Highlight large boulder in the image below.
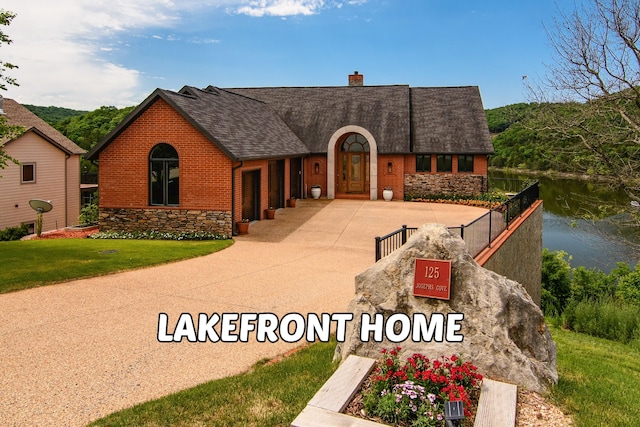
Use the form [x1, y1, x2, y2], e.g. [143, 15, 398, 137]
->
[334, 223, 557, 394]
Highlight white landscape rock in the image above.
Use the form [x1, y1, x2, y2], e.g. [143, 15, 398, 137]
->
[335, 223, 558, 394]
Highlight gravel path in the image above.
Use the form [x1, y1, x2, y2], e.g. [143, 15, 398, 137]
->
[0, 200, 486, 427]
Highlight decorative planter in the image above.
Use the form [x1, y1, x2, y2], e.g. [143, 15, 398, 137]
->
[287, 198, 297, 208]
[292, 355, 516, 427]
[311, 187, 321, 199]
[236, 221, 249, 235]
[265, 208, 276, 220]
[383, 189, 393, 201]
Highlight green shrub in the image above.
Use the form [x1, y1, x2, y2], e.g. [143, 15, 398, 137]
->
[0, 224, 29, 241]
[564, 299, 640, 344]
[541, 249, 572, 316]
[79, 201, 98, 225]
[571, 266, 617, 302]
[616, 267, 640, 305]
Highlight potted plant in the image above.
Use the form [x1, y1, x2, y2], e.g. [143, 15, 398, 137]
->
[236, 219, 250, 235]
[265, 207, 276, 219]
[287, 197, 297, 208]
[311, 185, 321, 199]
[383, 187, 393, 201]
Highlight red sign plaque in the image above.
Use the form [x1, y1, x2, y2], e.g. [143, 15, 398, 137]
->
[413, 258, 452, 300]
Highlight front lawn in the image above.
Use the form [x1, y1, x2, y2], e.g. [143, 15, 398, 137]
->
[87, 326, 640, 427]
[0, 238, 233, 293]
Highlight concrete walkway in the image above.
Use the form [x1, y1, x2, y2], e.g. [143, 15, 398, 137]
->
[0, 199, 486, 427]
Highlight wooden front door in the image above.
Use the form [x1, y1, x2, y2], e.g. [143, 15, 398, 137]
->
[337, 133, 370, 194]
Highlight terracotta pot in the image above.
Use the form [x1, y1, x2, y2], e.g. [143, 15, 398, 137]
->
[265, 209, 276, 219]
[287, 198, 297, 208]
[236, 221, 249, 235]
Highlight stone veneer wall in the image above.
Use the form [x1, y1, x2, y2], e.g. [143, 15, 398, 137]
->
[99, 208, 233, 236]
[404, 174, 487, 197]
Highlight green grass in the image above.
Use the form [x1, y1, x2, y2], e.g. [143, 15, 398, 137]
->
[550, 325, 640, 426]
[88, 340, 339, 427]
[86, 327, 640, 427]
[0, 238, 233, 293]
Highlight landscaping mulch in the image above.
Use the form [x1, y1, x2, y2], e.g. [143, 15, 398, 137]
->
[26, 226, 99, 240]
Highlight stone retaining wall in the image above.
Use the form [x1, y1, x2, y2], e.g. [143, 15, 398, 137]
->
[404, 174, 488, 197]
[99, 207, 233, 236]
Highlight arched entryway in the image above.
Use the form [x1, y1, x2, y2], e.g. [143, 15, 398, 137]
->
[337, 133, 370, 194]
[327, 125, 378, 199]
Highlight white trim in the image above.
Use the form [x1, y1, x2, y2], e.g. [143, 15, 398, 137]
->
[327, 126, 378, 200]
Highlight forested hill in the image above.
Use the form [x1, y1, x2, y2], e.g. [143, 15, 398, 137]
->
[24, 104, 88, 125]
[485, 100, 640, 177]
[25, 104, 135, 152]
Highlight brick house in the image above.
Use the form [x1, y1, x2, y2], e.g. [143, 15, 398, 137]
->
[0, 97, 84, 233]
[86, 73, 493, 235]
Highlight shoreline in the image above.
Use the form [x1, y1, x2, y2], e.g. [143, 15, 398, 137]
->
[489, 167, 622, 185]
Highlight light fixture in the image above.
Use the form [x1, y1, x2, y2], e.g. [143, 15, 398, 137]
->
[444, 400, 465, 427]
[314, 162, 320, 174]
[387, 161, 393, 174]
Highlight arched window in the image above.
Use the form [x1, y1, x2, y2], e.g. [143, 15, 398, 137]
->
[341, 133, 370, 153]
[149, 143, 179, 206]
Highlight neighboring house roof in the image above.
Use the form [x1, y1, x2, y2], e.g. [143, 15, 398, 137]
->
[87, 83, 493, 161]
[1, 98, 85, 155]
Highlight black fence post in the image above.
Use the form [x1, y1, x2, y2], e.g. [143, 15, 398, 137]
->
[375, 236, 381, 262]
[401, 224, 407, 245]
[460, 224, 464, 240]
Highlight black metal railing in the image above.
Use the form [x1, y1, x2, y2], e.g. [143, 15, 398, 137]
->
[375, 182, 540, 262]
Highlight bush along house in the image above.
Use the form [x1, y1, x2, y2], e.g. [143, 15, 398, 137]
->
[85, 72, 494, 235]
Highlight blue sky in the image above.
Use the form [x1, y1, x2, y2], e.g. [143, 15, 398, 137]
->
[2, 1, 571, 110]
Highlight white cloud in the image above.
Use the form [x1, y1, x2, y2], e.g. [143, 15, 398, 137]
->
[0, 0, 366, 109]
[235, 0, 326, 17]
[1, 0, 202, 109]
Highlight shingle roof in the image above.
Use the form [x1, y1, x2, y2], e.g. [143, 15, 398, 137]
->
[226, 85, 412, 153]
[410, 87, 494, 154]
[87, 86, 309, 161]
[167, 86, 309, 160]
[1, 98, 85, 155]
[87, 83, 493, 161]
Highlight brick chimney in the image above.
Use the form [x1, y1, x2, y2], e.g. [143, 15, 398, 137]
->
[348, 71, 363, 86]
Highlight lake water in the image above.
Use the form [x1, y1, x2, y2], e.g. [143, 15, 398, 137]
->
[489, 171, 640, 272]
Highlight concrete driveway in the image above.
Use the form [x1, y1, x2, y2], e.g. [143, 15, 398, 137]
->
[0, 199, 486, 427]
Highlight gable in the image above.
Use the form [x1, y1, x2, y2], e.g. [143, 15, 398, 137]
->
[87, 87, 309, 162]
[1, 98, 85, 155]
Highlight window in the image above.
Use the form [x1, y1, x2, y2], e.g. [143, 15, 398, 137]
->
[436, 155, 452, 172]
[150, 143, 179, 206]
[21, 163, 35, 183]
[458, 155, 474, 173]
[340, 133, 370, 153]
[416, 155, 431, 172]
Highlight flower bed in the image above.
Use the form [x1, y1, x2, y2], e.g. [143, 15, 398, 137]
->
[347, 348, 482, 426]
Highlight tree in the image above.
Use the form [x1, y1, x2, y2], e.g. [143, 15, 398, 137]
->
[530, 0, 640, 202]
[0, 9, 21, 172]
